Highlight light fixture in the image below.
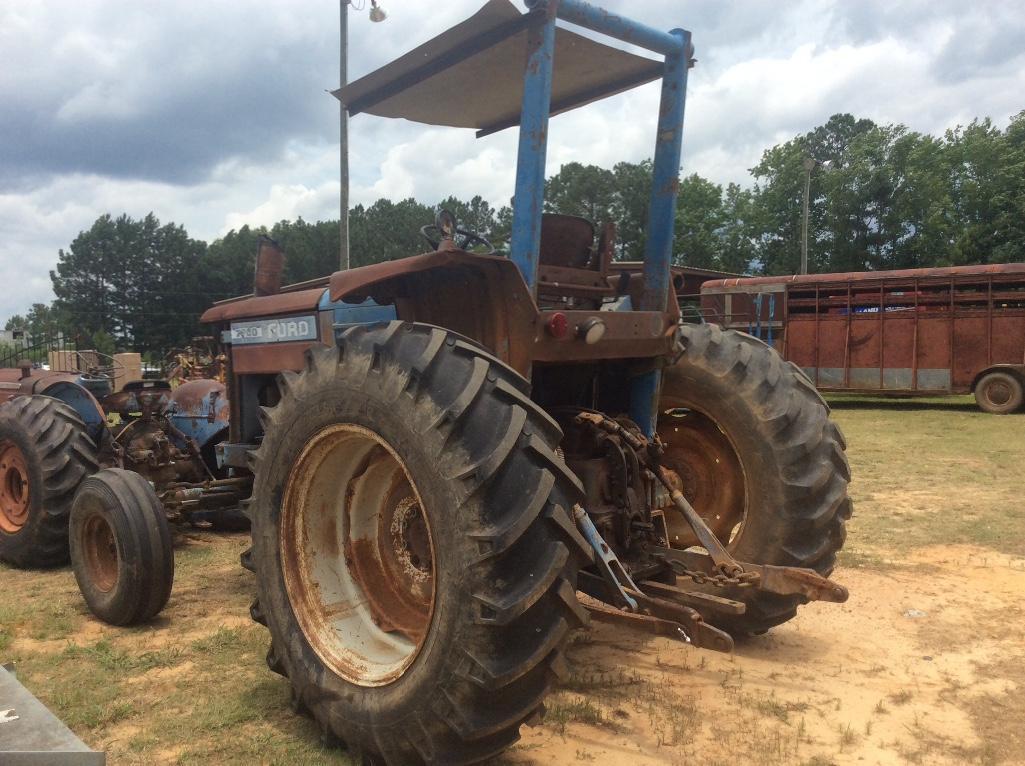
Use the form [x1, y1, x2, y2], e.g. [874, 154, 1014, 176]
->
[577, 318, 607, 345]
[369, 1, 386, 22]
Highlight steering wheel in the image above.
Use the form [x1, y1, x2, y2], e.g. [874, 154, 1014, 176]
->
[76, 350, 126, 383]
[420, 209, 495, 254]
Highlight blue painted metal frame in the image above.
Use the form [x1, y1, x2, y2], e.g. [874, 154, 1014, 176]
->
[506, 0, 691, 436]
[508, 5, 558, 291]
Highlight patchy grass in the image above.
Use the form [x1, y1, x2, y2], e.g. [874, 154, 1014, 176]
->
[0, 535, 352, 765]
[827, 398, 1025, 559]
[1, 402, 1023, 765]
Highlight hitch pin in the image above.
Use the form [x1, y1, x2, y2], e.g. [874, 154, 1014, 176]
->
[573, 504, 640, 612]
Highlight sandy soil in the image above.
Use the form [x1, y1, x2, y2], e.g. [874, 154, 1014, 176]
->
[508, 545, 1025, 766]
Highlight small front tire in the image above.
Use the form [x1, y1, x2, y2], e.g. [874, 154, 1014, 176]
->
[70, 468, 174, 626]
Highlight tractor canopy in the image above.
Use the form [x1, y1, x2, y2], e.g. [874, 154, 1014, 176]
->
[333, 0, 663, 138]
[333, 0, 694, 328]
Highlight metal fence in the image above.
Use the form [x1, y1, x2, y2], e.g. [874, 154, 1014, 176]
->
[0, 333, 79, 370]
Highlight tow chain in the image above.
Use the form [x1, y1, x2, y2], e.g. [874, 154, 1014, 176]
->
[671, 563, 761, 588]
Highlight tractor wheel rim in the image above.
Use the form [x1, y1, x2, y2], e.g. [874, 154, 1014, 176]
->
[657, 408, 748, 550]
[81, 512, 119, 592]
[0, 443, 30, 534]
[281, 423, 436, 688]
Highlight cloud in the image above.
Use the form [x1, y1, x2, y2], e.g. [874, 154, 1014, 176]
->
[2, 0, 1024, 322]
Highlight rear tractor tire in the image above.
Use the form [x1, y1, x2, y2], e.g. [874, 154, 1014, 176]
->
[70, 468, 174, 626]
[974, 370, 1024, 414]
[246, 322, 591, 765]
[658, 324, 852, 635]
[0, 396, 98, 568]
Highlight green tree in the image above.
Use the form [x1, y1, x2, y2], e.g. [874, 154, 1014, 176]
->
[349, 198, 435, 266]
[673, 174, 725, 269]
[271, 218, 341, 283]
[718, 183, 757, 274]
[203, 224, 266, 302]
[544, 163, 616, 224]
[51, 213, 208, 353]
[610, 160, 652, 260]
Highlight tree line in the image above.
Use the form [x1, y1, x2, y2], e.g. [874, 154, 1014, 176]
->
[5, 111, 1023, 355]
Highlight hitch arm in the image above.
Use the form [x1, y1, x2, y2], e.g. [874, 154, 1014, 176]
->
[573, 504, 640, 611]
[578, 572, 734, 653]
[652, 465, 742, 576]
[652, 546, 849, 604]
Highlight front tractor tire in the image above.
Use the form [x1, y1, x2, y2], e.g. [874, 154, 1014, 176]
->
[0, 396, 98, 568]
[658, 324, 852, 635]
[246, 322, 591, 765]
[70, 468, 174, 626]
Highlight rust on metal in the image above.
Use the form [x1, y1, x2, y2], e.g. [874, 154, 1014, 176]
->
[702, 262, 1025, 397]
[80, 512, 119, 593]
[254, 236, 286, 297]
[750, 563, 849, 603]
[657, 408, 746, 549]
[280, 423, 436, 688]
[0, 442, 30, 534]
[200, 287, 324, 324]
[638, 579, 746, 616]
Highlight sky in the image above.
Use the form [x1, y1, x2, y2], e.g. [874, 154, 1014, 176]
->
[3, 0, 1024, 321]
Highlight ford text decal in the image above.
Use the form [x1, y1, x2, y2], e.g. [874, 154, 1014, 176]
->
[229, 315, 318, 345]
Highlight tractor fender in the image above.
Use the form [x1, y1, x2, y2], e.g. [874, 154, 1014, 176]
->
[164, 378, 230, 450]
[32, 380, 107, 445]
[328, 250, 539, 375]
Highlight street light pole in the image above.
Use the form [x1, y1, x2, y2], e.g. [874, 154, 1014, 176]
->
[800, 156, 816, 275]
[339, 1, 387, 271]
[340, 0, 349, 270]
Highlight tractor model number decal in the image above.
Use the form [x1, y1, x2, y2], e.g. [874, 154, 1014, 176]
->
[229, 315, 318, 345]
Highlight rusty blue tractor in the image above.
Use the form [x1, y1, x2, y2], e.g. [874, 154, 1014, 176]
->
[18, 1, 854, 762]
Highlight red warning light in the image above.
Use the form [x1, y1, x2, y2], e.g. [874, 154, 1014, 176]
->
[546, 312, 569, 338]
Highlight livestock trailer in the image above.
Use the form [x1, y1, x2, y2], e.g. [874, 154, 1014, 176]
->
[701, 263, 1025, 413]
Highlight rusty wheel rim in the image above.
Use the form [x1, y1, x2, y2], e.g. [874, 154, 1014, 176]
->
[657, 408, 748, 549]
[80, 512, 119, 592]
[0, 442, 31, 534]
[984, 379, 1012, 407]
[281, 424, 436, 688]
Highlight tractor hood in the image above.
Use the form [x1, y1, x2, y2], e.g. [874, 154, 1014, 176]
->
[333, 0, 663, 137]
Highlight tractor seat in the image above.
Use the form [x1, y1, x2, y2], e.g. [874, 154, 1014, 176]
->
[537, 214, 616, 303]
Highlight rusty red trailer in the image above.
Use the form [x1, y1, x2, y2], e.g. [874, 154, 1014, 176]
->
[700, 263, 1025, 413]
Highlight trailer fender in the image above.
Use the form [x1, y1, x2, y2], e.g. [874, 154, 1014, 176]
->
[970, 364, 1025, 392]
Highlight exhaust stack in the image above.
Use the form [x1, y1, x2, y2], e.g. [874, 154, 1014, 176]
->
[254, 236, 285, 296]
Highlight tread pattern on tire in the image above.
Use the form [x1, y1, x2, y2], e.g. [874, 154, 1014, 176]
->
[70, 468, 174, 625]
[247, 322, 590, 765]
[0, 395, 98, 568]
[667, 324, 853, 633]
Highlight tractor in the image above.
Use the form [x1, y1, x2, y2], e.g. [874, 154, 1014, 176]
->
[5, 1, 852, 763]
[196, 1, 853, 761]
[0, 352, 248, 625]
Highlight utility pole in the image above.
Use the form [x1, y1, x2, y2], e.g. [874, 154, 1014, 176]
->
[340, 1, 350, 270]
[800, 156, 815, 275]
[340, 1, 387, 271]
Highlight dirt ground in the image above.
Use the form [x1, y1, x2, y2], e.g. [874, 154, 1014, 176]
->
[2, 398, 1023, 765]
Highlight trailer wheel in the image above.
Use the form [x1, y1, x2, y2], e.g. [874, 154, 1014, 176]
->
[0, 396, 98, 568]
[658, 324, 852, 635]
[247, 323, 590, 765]
[974, 370, 1024, 414]
[70, 468, 174, 626]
